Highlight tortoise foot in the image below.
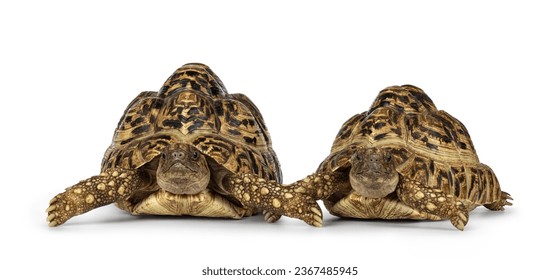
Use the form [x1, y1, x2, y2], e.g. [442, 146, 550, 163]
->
[263, 211, 281, 223]
[484, 191, 513, 211]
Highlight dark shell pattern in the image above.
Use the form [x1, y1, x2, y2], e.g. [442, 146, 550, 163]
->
[319, 85, 502, 206]
[101, 63, 282, 182]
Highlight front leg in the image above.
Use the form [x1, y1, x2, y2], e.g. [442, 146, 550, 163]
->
[46, 168, 144, 227]
[397, 177, 469, 231]
[257, 171, 345, 224]
[226, 174, 327, 227]
[225, 172, 346, 227]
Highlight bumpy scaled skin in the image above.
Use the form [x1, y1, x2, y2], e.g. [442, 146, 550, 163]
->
[47, 63, 317, 227]
[235, 171, 467, 229]
[397, 177, 468, 230]
[47, 168, 143, 226]
[228, 174, 327, 226]
[237, 85, 512, 230]
[46, 163, 320, 226]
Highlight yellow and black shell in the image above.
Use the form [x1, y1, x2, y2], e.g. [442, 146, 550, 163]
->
[319, 85, 502, 207]
[101, 63, 281, 183]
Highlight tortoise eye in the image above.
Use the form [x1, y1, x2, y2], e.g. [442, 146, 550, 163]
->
[386, 154, 392, 162]
[192, 151, 199, 160]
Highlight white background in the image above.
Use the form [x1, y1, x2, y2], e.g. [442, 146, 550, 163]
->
[1, 1, 558, 279]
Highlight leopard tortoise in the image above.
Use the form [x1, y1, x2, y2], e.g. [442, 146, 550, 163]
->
[46, 63, 320, 227]
[236, 85, 512, 230]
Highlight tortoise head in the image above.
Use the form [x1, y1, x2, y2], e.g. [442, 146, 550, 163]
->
[348, 147, 398, 198]
[156, 143, 211, 194]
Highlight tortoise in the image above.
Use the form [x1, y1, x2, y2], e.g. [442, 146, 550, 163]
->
[46, 63, 321, 227]
[236, 85, 512, 230]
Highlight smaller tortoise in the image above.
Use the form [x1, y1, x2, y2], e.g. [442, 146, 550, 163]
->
[236, 85, 512, 230]
[46, 63, 321, 227]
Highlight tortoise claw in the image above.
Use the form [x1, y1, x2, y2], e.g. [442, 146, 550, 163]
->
[263, 211, 281, 223]
[47, 214, 56, 222]
[450, 208, 469, 231]
[46, 194, 74, 227]
[311, 207, 323, 227]
[484, 191, 514, 211]
[46, 205, 57, 213]
[299, 203, 323, 227]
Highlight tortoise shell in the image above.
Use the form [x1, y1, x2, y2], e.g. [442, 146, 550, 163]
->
[319, 85, 501, 206]
[101, 63, 282, 183]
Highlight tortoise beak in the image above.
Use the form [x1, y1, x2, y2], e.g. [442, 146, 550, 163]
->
[167, 162, 197, 173]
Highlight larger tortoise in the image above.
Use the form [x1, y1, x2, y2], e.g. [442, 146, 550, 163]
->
[237, 85, 512, 230]
[46, 63, 321, 227]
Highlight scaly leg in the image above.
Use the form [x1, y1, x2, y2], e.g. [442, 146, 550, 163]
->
[226, 174, 329, 227]
[46, 168, 144, 227]
[397, 177, 469, 230]
[226, 172, 346, 227]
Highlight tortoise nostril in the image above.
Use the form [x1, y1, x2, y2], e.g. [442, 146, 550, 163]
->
[172, 151, 185, 159]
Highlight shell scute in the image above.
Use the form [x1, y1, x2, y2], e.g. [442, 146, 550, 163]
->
[326, 85, 480, 170]
[101, 63, 281, 182]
